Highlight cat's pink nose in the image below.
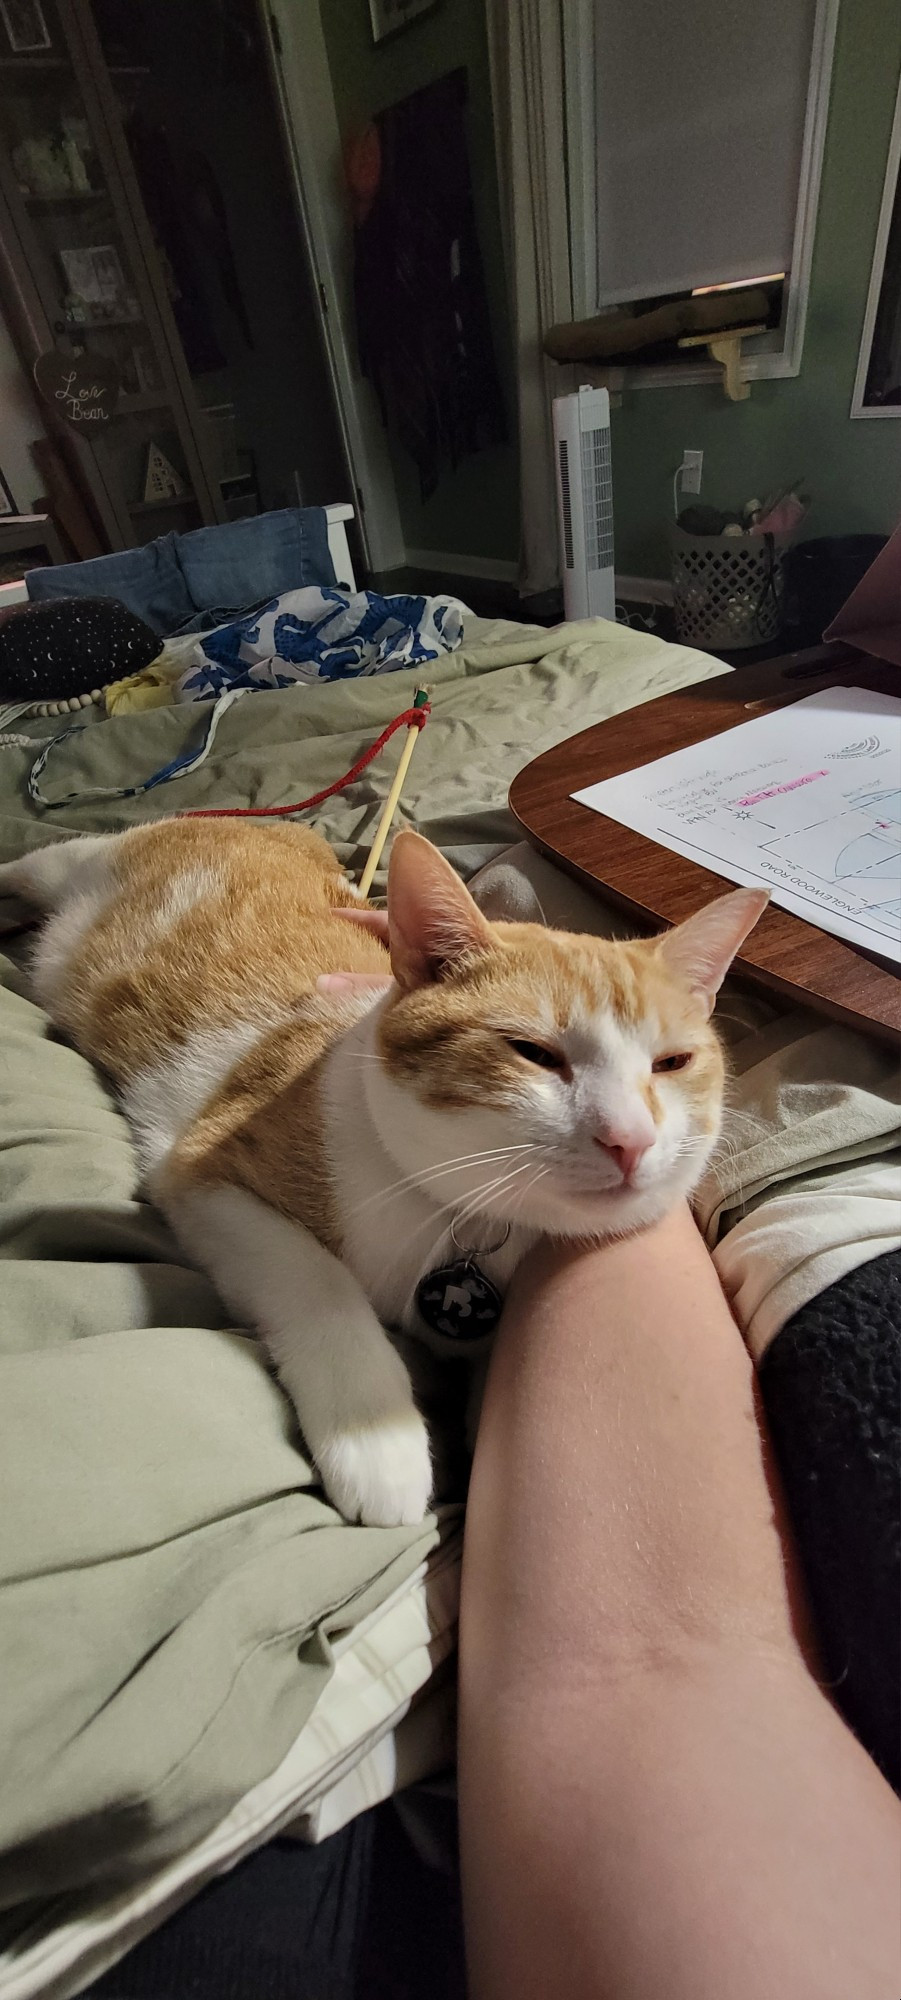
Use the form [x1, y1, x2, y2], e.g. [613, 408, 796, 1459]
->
[594, 1136, 654, 1182]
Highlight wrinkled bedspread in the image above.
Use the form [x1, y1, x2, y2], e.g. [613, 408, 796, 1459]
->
[0, 613, 897, 1998]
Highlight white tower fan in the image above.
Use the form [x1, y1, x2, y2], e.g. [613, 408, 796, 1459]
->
[553, 384, 615, 621]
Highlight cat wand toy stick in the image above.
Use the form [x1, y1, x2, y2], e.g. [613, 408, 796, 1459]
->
[357, 687, 430, 899]
[28, 688, 433, 831]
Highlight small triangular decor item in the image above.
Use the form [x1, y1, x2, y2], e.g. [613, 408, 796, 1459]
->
[144, 441, 185, 502]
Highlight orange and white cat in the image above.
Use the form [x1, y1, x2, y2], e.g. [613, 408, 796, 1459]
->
[0, 822, 766, 1527]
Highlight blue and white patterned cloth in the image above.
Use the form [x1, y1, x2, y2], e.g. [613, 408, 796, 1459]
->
[177, 586, 468, 702]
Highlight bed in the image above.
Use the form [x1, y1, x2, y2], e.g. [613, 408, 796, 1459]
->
[0, 507, 897, 1999]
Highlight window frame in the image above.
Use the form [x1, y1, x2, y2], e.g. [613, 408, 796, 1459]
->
[850, 67, 901, 420]
[563, 0, 840, 389]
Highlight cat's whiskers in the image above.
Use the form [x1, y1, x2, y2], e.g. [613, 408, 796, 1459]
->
[421, 1145, 550, 1263]
[348, 1144, 535, 1220]
[718, 1111, 763, 1145]
[671, 1130, 712, 1159]
[403, 1200, 465, 1273]
[709, 1109, 751, 1155]
[386, 1154, 541, 1275]
[512, 1161, 550, 1221]
[703, 1129, 749, 1204]
[492, 1159, 550, 1238]
[451, 1160, 536, 1239]
[492, 1146, 551, 1216]
[352, 1155, 534, 1222]
[403, 1157, 548, 1326]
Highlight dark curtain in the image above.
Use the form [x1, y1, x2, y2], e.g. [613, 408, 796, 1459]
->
[354, 69, 507, 500]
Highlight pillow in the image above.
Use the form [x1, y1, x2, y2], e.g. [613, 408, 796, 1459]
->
[0, 597, 161, 704]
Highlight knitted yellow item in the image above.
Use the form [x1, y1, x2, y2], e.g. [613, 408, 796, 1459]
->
[105, 634, 199, 715]
[105, 664, 179, 715]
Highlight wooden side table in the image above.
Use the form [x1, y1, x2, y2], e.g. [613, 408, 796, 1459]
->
[510, 645, 900, 1044]
[0, 512, 66, 571]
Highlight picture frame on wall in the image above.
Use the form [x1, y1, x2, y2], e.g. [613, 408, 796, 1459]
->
[0, 0, 51, 53]
[851, 73, 901, 418]
[0, 467, 17, 515]
[369, 0, 438, 43]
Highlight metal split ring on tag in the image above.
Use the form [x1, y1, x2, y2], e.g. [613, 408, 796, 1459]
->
[415, 1217, 510, 1342]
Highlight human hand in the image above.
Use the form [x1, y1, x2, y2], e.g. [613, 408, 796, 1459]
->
[317, 906, 393, 996]
[334, 906, 390, 944]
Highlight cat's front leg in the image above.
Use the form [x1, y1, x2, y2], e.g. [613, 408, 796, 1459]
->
[164, 1183, 432, 1529]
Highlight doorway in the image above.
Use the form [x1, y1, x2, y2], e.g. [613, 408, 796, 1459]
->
[91, 0, 348, 521]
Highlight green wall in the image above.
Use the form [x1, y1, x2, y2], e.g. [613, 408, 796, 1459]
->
[610, 0, 901, 577]
[319, 0, 519, 563]
[319, 0, 901, 577]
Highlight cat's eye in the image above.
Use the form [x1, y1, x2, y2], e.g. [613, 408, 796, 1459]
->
[652, 1052, 693, 1074]
[506, 1036, 568, 1073]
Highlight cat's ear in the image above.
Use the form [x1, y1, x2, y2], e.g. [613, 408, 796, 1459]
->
[387, 831, 494, 990]
[656, 887, 769, 1013]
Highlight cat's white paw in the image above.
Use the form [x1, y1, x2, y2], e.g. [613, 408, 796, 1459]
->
[318, 1410, 433, 1527]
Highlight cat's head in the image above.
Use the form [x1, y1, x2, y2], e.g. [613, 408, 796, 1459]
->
[365, 832, 767, 1239]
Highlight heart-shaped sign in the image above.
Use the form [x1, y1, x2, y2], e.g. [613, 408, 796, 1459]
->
[34, 347, 120, 428]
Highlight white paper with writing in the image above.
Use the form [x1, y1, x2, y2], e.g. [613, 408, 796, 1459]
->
[572, 687, 901, 963]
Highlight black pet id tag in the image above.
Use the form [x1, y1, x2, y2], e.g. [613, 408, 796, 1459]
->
[415, 1258, 503, 1342]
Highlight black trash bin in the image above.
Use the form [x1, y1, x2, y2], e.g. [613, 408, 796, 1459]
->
[783, 535, 888, 648]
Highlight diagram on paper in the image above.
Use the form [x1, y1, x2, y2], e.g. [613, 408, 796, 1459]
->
[572, 687, 901, 962]
[776, 788, 900, 887]
[697, 777, 901, 939]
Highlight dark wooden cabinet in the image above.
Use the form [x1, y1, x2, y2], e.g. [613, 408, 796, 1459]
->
[0, 0, 224, 547]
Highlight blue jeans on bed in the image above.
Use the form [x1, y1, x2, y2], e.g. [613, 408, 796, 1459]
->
[25, 509, 337, 638]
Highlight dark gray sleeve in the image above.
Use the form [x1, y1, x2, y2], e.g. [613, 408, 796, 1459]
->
[759, 1249, 900, 1792]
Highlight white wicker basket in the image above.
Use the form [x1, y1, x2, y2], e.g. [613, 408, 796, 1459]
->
[671, 526, 788, 651]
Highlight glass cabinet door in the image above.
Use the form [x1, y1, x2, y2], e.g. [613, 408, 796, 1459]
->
[91, 0, 347, 523]
[0, 0, 219, 543]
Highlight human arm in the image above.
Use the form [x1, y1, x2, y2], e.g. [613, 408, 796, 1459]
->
[458, 1207, 900, 2000]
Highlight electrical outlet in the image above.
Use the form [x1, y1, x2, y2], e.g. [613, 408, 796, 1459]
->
[681, 449, 703, 494]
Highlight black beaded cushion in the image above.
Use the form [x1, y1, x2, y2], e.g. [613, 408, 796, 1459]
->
[0, 597, 161, 704]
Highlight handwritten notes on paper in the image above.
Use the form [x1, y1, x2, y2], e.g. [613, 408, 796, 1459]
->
[572, 688, 901, 963]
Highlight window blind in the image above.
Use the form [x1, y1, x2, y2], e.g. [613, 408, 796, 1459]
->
[590, 0, 818, 307]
